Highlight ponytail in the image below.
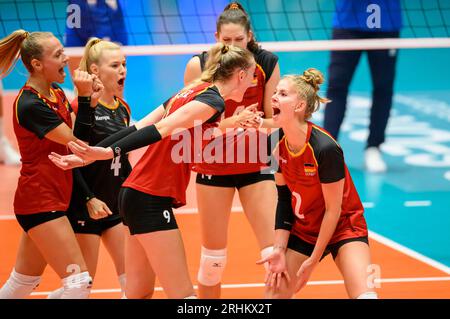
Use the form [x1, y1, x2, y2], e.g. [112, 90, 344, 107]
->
[0, 29, 53, 77]
[79, 37, 121, 73]
[0, 30, 29, 77]
[201, 43, 254, 83]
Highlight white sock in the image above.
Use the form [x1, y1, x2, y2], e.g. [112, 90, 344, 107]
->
[60, 271, 92, 299]
[46, 287, 64, 299]
[118, 273, 126, 298]
[260, 246, 273, 273]
[0, 268, 41, 299]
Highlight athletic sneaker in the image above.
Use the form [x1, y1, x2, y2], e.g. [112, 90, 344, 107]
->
[365, 147, 387, 173]
[0, 136, 21, 166]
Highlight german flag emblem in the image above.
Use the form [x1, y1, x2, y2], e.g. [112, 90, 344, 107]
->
[304, 163, 316, 176]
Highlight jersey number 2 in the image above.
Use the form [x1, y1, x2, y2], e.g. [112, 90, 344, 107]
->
[292, 191, 305, 219]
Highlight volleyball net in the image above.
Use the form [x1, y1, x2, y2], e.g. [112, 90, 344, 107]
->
[1, 0, 450, 56]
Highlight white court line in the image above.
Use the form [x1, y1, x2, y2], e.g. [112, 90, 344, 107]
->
[369, 230, 450, 275]
[404, 200, 432, 207]
[2, 206, 449, 275]
[30, 276, 450, 296]
[363, 202, 375, 208]
[0, 202, 376, 219]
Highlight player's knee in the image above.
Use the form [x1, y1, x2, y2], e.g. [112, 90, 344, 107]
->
[197, 247, 227, 286]
[356, 291, 378, 299]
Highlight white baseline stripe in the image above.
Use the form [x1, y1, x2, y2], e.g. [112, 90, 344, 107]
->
[404, 201, 432, 207]
[369, 230, 450, 275]
[3, 209, 449, 274]
[363, 202, 375, 208]
[0, 202, 375, 219]
[30, 276, 450, 296]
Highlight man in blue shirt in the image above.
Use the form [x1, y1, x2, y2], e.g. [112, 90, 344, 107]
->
[65, 0, 128, 47]
[324, 0, 402, 173]
[65, 0, 128, 86]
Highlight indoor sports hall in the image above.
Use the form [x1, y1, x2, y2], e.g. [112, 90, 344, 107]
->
[0, 0, 449, 298]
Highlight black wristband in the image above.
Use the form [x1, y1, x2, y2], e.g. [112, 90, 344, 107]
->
[74, 96, 96, 141]
[275, 185, 295, 231]
[110, 124, 162, 156]
[73, 168, 96, 203]
[76, 96, 95, 125]
[96, 125, 137, 147]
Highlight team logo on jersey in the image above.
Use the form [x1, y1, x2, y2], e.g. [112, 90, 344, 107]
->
[304, 163, 316, 176]
[95, 115, 111, 121]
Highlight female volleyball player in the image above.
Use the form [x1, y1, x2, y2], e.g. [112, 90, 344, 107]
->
[0, 30, 102, 299]
[49, 43, 256, 299]
[183, 2, 280, 298]
[257, 69, 377, 299]
[47, 38, 130, 299]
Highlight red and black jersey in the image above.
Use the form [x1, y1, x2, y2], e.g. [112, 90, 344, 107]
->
[13, 83, 73, 215]
[191, 48, 278, 175]
[274, 122, 368, 245]
[123, 82, 225, 208]
[69, 97, 132, 220]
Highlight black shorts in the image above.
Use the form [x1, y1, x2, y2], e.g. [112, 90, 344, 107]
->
[15, 211, 66, 233]
[118, 187, 178, 235]
[195, 170, 274, 189]
[68, 213, 122, 236]
[287, 235, 369, 260]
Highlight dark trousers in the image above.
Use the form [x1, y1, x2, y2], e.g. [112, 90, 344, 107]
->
[324, 29, 399, 148]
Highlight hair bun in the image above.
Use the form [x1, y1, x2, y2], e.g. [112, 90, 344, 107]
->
[301, 68, 324, 91]
[221, 44, 230, 54]
[229, 3, 240, 10]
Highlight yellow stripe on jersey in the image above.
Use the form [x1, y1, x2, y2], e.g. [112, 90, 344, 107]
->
[99, 98, 120, 110]
[256, 63, 266, 82]
[311, 124, 340, 147]
[307, 143, 319, 167]
[14, 88, 25, 124]
[116, 96, 131, 117]
[284, 136, 308, 158]
[164, 84, 214, 118]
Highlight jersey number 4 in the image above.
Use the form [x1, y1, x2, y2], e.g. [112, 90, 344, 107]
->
[292, 191, 305, 219]
[111, 156, 121, 176]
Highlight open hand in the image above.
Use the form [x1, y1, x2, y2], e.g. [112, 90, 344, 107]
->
[48, 152, 85, 170]
[68, 139, 114, 161]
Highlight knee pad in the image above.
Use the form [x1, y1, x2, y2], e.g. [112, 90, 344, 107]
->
[356, 291, 378, 299]
[0, 269, 41, 299]
[60, 271, 92, 299]
[197, 247, 227, 286]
